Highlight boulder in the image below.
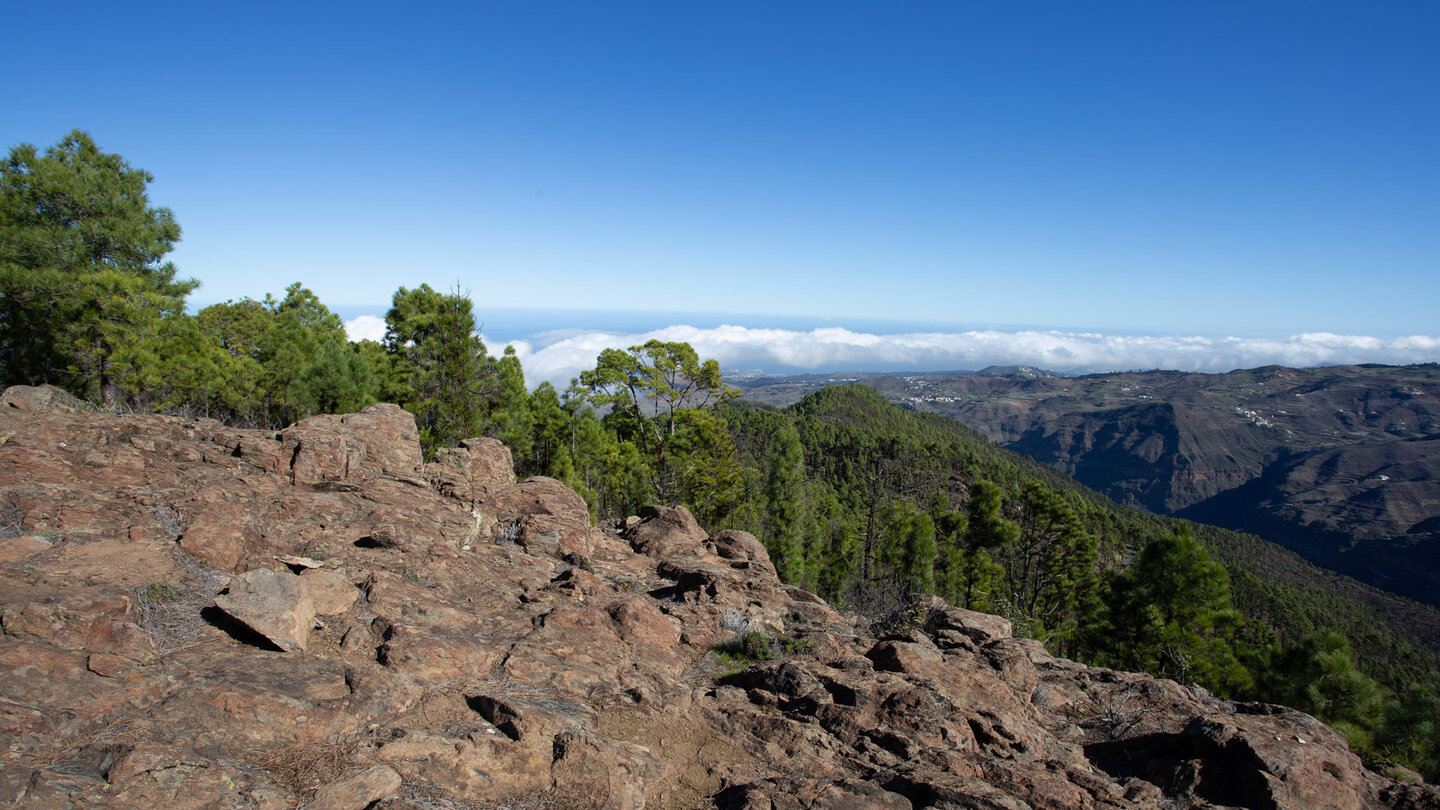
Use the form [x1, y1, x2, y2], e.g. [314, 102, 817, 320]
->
[491, 476, 590, 524]
[280, 403, 422, 486]
[213, 568, 314, 652]
[923, 599, 1013, 644]
[429, 436, 515, 503]
[487, 476, 595, 561]
[1, 384, 81, 413]
[308, 765, 402, 810]
[709, 529, 777, 577]
[624, 505, 708, 558]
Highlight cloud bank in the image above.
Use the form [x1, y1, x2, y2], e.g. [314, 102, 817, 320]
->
[346, 315, 388, 343]
[344, 318, 1440, 390]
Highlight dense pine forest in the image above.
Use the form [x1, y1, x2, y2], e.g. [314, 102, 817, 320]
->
[4, 131, 1438, 781]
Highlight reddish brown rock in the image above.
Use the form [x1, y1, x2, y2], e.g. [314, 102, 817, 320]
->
[299, 567, 358, 615]
[708, 529, 777, 578]
[485, 475, 596, 563]
[0, 534, 50, 562]
[178, 498, 252, 571]
[281, 403, 423, 486]
[512, 512, 597, 559]
[429, 436, 516, 503]
[0, 384, 80, 413]
[492, 475, 591, 524]
[86, 652, 137, 679]
[309, 764, 402, 810]
[0, 392, 1433, 810]
[106, 745, 252, 809]
[213, 568, 314, 652]
[0, 585, 144, 656]
[624, 504, 708, 558]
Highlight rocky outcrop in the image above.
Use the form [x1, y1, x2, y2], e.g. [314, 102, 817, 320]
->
[281, 403, 425, 486]
[0, 390, 1433, 809]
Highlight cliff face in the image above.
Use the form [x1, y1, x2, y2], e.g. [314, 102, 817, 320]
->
[0, 387, 1433, 810]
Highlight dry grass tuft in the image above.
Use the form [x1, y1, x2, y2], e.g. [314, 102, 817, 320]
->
[0, 492, 25, 539]
[151, 504, 186, 536]
[134, 586, 209, 656]
[131, 547, 231, 657]
[1081, 684, 1151, 742]
[245, 731, 364, 796]
[35, 705, 150, 769]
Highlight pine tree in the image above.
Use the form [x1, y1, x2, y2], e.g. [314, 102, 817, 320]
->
[965, 480, 1020, 550]
[877, 501, 936, 594]
[764, 421, 810, 584]
[1378, 681, 1440, 781]
[526, 382, 574, 480]
[385, 283, 494, 455]
[933, 505, 969, 606]
[1105, 524, 1251, 694]
[492, 345, 533, 466]
[1264, 631, 1388, 748]
[812, 485, 861, 602]
[1, 130, 194, 404]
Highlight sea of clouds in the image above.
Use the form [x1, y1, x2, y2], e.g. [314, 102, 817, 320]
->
[343, 315, 1440, 390]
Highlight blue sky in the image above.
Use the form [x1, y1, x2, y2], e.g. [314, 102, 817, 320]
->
[5, 1, 1439, 379]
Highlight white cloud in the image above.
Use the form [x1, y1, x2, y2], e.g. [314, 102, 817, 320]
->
[498, 324, 1440, 390]
[344, 315, 388, 343]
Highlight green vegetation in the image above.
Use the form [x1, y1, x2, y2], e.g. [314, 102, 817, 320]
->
[719, 384, 1440, 779]
[0, 132, 531, 455]
[136, 582, 183, 604]
[577, 340, 743, 522]
[5, 130, 1439, 781]
[714, 631, 815, 676]
[2, 130, 192, 408]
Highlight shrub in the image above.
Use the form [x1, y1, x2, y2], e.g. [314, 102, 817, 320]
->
[713, 631, 814, 668]
[136, 582, 182, 604]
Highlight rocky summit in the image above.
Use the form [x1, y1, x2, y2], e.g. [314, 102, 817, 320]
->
[0, 385, 1434, 809]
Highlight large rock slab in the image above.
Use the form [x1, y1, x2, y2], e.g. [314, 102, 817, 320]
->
[624, 504, 708, 558]
[214, 568, 314, 652]
[429, 436, 516, 503]
[280, 403, 422, 486]
[1, 384, 81, 413]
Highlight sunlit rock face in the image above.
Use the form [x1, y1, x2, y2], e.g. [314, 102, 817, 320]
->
[0, 386, 1432, 809]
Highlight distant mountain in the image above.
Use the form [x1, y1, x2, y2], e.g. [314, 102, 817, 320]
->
[736, 364, 1440, 608]
[973, 364, 1069, 379]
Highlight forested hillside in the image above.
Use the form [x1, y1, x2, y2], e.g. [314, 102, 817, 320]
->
[738, 365, 1440, 608]
[716, 386, 1440, 777]
[722, 386, 1440, 681]
[4, 130, 1438, 780]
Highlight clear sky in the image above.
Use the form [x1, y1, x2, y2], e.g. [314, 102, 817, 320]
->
[5, 1, 1438, 380]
